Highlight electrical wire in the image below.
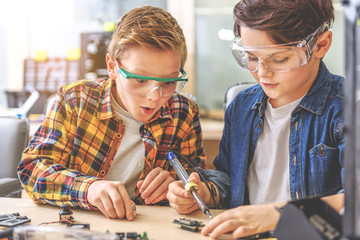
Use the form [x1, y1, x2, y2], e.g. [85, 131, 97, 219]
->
[38, 219, 73, 226]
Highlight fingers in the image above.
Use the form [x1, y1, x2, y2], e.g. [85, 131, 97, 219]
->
[137, 180, 144, 189]
[114, 184, 135, 221]
[202, 204, 277, 239]
[201, 210, 237, 238]
[103, 186, 125, 219]
[87, 180, 135, 220]
[168, 198, 199, 215]
[149, 190, 168, 204]
[147, 175, 174, 204]
[166, 180, 199, 214]
[138, 168, 174, 204]
[138, 168, 160, 193]
[123, 197, 136, 221]
[205, 219, 240, 239]
[167, 181, 191, 200]
[93, 195, 112, 219]
[232, 226, 254, 239]
[188, 172, 201, 184]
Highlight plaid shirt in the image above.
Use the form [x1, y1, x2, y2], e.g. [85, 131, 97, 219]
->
[18, 78, 206, 209]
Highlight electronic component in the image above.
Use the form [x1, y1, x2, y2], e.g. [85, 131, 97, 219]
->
[59, 204, 74, 221]
[0, 214, 31, 227]
[173, 217, 205, 232]
[168, 151, 212, 218]
[0, 213, 20, 221]
[116, 231, 149, 240]
[67, 223, 90, 230]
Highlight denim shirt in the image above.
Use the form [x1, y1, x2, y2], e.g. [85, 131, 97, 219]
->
[205, 61, 344, 208]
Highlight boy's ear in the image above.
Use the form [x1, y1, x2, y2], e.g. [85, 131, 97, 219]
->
[313, 31, 332, 59]
[106, 53, 117, 80]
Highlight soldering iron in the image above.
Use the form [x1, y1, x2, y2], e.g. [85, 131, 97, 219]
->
[168, 151, 212, 219]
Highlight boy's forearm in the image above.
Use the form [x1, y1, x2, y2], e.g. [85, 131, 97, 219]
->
[321, 193, 344, 213]
[19, 158, 99, 209]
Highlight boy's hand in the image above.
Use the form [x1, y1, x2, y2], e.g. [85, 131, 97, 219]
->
[166, 172, 206, 214]
[136, 167, 174, 204]
[201, 204, 281, 239]
[87, 180, 135, 220]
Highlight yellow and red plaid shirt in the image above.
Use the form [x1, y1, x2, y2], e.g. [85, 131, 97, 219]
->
[18, 78, 206, 209]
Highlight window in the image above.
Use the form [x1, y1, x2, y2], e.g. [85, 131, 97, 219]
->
[194, 0, 344, 112]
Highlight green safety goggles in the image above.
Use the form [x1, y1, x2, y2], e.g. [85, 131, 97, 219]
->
[118, 68, 188, 82]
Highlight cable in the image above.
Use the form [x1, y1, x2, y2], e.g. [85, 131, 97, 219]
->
[38, 219, 73, 226]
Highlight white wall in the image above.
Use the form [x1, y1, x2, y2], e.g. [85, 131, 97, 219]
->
[0, 0, 28, 105]
[0, 0, 166, 107]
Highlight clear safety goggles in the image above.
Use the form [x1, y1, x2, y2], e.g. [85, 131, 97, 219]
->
[115, 60, 188, 98]
[230, 23, 329, 73]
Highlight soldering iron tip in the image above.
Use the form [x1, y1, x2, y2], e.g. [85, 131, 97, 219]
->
[205, 210, 212, 219]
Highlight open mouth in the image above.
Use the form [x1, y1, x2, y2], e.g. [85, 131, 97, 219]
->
[141, 106, 155, 115]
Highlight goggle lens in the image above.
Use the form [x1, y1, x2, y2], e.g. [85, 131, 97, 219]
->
[230, 23, 329, 72]
[231, 46, 308, 72]
[122, 78, 186, 98]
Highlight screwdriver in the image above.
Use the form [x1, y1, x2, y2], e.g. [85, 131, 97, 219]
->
[168, 152, 212, 219]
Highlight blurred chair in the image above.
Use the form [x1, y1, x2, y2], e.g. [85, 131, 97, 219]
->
[224, 82, 256, 109]
[7, 86, 40, 117]
[44, 94, 57, 117]
[0, 116, 29, 197]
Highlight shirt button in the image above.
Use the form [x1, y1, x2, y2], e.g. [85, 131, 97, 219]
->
[115, 133, 122, 138]
[100, 170, 106, 176]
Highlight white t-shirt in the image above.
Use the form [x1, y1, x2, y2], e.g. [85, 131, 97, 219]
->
[104, 95, 145, 200]
[247, 97, 303, 205]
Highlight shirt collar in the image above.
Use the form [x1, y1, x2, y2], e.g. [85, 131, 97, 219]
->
[296, 61, 332, 115]
[97, 78, 116, 120]
[147, 100, 173, 123]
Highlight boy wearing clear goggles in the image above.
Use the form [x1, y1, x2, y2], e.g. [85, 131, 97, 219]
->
[18, 6, 206, 221]
[167, 0, 344, 238]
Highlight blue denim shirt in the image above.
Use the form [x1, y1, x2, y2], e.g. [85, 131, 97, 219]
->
[206, 61, 344, 208]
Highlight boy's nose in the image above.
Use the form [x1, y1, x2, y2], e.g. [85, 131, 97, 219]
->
[146, 86, 162, 101]
[257, 62, 273, 77]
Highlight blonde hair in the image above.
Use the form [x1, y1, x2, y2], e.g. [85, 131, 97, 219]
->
[108, 6, 187, 69]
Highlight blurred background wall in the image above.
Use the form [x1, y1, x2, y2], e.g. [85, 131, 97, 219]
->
[0, 0, 344, 114]
[0, 0, 345, 164]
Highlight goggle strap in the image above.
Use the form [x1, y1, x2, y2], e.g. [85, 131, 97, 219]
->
[119, 68, 188, 82]
[115, 59, 121, 69]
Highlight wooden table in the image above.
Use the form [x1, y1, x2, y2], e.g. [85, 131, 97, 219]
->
[0, 197, 233, 240]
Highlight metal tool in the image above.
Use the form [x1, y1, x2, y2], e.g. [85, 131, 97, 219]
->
[168, 151, 212, 219]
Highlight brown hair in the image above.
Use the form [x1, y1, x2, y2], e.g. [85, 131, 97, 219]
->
[108, 6, 187, 69]
[233, 0, 334, 44]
